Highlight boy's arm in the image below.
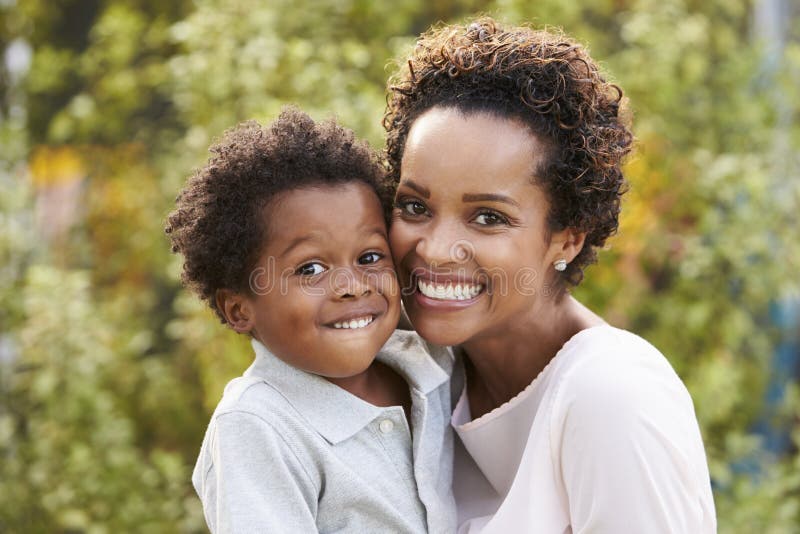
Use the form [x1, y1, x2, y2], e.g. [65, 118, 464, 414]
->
[197, 410, 318, 533]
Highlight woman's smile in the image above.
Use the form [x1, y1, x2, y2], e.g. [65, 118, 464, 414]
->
[407, 267, 486, 304]
[416, 279, 484, 301]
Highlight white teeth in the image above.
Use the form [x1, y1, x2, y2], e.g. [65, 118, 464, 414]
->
[332, 315, 374, 329]
[417, 280, 483, 301]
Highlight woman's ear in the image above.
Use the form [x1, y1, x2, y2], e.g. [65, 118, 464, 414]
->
[548, 227, 587, 265]
[215, 289, 254, 334]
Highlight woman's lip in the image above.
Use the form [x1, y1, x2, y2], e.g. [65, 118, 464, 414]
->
[409, 284, 485, 311]
[409, 267, 484, 285]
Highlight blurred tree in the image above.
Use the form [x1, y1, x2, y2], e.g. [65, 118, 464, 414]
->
[19, 0, 189, 146]
[2, 1, 207, 531]
[0, 266, 205, 532]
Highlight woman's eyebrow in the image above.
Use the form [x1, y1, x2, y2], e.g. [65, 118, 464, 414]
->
[398, 179, 430, 198]
[462, 193, 520, 207]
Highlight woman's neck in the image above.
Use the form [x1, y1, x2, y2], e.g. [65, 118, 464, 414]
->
[461, 295, 603, 418]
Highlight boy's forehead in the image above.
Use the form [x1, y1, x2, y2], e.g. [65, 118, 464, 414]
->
[262, 183, 388, 255]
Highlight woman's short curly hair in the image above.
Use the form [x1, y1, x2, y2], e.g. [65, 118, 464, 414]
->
[384, 17, 633, 286]
[166, 106, 388, 322]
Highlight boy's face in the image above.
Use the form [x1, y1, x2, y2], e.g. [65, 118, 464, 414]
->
[236, 182, 400, 378]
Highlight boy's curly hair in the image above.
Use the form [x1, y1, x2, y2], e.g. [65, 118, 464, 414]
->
[166, 107, 388, 322]
[384, 17, 633, 286]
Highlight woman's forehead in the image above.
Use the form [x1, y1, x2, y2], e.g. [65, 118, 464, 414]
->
[401, 108, 548, 193]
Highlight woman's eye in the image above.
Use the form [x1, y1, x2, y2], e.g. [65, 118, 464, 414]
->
[296, 262, 326, 276]
[474, 211, 508, 226]
[399, 200, 428, 216]
[358, 252, 384, 265]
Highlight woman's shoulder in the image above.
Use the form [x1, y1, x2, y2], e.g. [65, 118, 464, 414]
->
[562, 323, 663, 356]
[551, 325, 694, 422]
[557, 325, 679, 382]
[545, 328, 715, 532]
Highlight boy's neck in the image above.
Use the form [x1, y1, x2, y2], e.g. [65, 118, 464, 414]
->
[327, 361, 411, 416]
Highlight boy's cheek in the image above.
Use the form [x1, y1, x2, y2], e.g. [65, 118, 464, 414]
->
[377, 267, 400, 298]
[247, 258, 289, 296]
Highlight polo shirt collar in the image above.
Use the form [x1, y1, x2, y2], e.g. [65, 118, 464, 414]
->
[376, 330, 449, 396]
[245, 331, 448, 445]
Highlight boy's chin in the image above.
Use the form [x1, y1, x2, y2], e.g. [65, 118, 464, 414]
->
[322, 363, 374, 380]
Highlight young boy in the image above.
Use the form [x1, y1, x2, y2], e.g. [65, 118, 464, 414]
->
[166, 108, 455, 533]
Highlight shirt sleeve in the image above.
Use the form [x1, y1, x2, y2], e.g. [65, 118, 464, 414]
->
[196, 410, 319, 534]
[557, 351, 715, 534]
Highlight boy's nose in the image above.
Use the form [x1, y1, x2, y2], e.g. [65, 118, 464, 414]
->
[331, 267, 370, 299]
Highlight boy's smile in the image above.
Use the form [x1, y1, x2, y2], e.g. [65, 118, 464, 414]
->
[240, 182, 400, 379]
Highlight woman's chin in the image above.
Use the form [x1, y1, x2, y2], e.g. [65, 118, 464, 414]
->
[408, 314, 475, 347]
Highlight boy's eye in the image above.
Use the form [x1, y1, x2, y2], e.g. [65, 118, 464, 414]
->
[397, 199, 428, 216]
[358, 252, 384, 265]
[474, 211, 508, 226]
[296, 262, 326, 276]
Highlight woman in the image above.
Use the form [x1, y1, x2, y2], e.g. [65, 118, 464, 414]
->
[384, 18, 716, 533]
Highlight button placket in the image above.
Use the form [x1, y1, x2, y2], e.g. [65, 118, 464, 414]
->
[374, 408, 413, 468]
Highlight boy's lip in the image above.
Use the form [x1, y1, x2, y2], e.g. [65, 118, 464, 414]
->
[323, 306, 384, 328]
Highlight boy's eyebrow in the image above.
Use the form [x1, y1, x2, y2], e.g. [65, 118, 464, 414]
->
[397, 180, 430, 199]
[279, 227, 388, 259]
[279, 235, 318, 258]
[462, 192, 520, 207]
[366, 226, 389, 240]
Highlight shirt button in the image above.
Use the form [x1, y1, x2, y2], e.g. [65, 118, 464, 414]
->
[379, 419, 394, 433]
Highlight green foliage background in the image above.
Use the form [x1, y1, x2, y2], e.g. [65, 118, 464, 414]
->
[1, 0, 799, 532]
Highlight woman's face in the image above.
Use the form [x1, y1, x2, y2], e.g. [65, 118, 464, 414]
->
[389, 107, 576, 346]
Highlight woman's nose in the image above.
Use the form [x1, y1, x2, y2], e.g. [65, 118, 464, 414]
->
[415, 220, 473, 267]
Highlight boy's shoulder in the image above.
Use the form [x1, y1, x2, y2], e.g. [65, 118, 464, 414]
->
[211, 374, 290, 425]
[203, 372, 326, 462]
[192, 373, 325, 510]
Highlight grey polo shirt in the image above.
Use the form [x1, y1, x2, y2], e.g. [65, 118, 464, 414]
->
[192, 330, 456, 533]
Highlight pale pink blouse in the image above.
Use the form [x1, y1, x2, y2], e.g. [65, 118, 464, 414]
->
[452, 325, 717, 533]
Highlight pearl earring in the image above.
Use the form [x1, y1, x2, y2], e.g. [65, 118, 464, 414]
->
[554, 259, 567, 272]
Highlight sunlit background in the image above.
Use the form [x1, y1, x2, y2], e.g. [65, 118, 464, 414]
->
[1, 0, 799, 532]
